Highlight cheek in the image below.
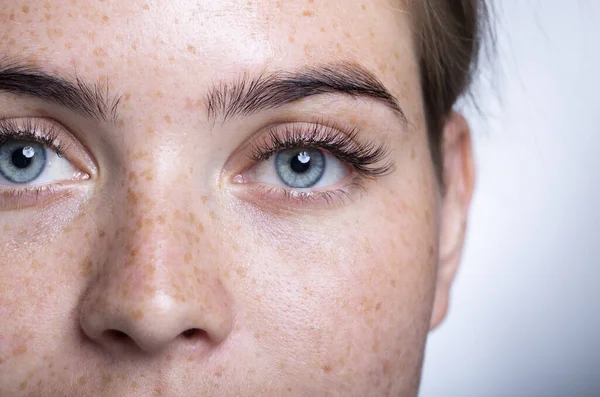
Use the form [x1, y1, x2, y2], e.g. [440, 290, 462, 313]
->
[226, 179, 439, 394]
[0, 200, 98, 388]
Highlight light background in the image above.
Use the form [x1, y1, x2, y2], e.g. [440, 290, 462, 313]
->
[419, 1, 600, 396]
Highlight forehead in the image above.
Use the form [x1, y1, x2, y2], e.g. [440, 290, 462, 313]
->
[0, 0, 417, 111]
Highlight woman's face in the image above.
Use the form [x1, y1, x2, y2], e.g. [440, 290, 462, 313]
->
[0, 1, 473, 396]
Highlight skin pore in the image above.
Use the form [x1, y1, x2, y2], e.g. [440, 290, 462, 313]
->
[0, 1, 474, 396]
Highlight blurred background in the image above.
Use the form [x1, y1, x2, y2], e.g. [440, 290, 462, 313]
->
[419, 1, 600, 396]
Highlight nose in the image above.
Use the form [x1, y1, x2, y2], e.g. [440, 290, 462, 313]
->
[79, 206, 233, 356]
[80, 277, 232, 355]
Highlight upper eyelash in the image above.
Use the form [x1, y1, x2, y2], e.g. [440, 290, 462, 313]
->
[0, 118, 68, 157]
[249, 122, 394, 177]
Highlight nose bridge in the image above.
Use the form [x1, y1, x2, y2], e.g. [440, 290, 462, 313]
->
[79, 150, 232, 354]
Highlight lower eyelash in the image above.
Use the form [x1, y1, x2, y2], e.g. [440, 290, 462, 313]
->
[0, 184, 60, 210]
[249, 122, 394, 178]
[249, 180, 366, 208]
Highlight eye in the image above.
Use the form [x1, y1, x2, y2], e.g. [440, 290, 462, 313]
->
[245, 147, 351, 189]
[0, 138, 84, 186]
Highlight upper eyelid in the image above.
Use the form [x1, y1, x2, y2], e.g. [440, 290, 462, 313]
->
[247, 121, 394, 177]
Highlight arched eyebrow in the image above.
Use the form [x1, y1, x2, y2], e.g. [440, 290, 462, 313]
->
[206, 61, 407, 124]
[0, 59, 121, 123]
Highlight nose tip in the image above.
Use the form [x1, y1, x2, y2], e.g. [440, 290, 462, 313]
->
[81, 289, 232, 355]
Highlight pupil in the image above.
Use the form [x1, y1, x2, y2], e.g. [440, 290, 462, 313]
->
[291, 151, 311, 173]
[11, 147, 33, 169]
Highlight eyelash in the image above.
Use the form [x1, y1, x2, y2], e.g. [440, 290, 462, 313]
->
[249, 122, 394, 178]
[0, 118, 68, 156]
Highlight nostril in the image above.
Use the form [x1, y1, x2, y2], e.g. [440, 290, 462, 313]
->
[181, 328, 206, 340]
[104, 329, 130, 343]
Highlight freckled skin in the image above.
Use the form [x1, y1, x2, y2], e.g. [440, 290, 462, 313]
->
[0, 0, 474, 396]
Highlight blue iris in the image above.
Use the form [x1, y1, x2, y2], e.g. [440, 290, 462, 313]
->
[275, 148, 325, 188]
[0, 139, 46, 183]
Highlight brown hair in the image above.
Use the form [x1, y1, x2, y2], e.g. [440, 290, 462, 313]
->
[411, 0, 491, 179]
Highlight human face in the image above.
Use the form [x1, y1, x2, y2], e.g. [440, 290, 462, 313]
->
[0, 1, 474, 396]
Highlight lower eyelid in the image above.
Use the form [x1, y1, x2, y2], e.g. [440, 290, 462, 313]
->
[228, 176, 364, 212]
[0, 182, 79, 211]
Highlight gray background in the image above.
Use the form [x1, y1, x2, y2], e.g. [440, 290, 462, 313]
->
[419, 1, 600, 396]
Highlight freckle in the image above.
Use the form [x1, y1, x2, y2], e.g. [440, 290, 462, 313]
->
[156, 91, 163, 98]
[322, 365, 332, 373]
[201, 195, 208, 205]
[320, 27, 325, 32]
[288, 36, 294, 43]
[187, 45, 197, 54]
[235, 266, 247, 278]
[132, 309, 144, 320]
[411, 148, 416, 159]
[102, 15, 109, 23]
[22, 5, 29, 13]
[93, 47, 106, 56]
[45, 13, 52, 20]
[361, 3, 367, 10]
[101, 373, 113, 385]
[80, 260, 93, 277]
[302, 9, 313, 17]
[209, 210, 217, 221]
[164, 115, 172, 124]
[168, 56, 175, 63]
[12, 344, 27, 356]
[143, 4, 150, 10]
[19, 381, 27, 390]
[77, 375, 87, 385]
[336, 43, 343, 53]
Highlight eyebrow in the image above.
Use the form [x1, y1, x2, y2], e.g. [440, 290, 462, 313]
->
[206, 62, 406, 123]
[0, 60, 121, 123]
